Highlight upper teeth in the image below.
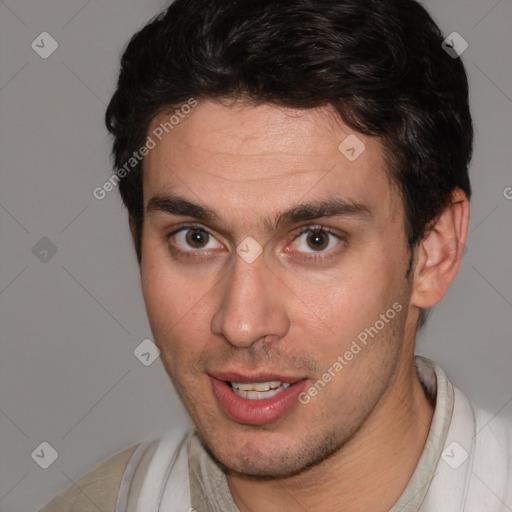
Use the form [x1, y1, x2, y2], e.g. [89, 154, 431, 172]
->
[231, 381, 290, 392]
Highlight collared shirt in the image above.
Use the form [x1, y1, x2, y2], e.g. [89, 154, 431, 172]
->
[39, 356, 511, 512]
[188, 356, 454, 512]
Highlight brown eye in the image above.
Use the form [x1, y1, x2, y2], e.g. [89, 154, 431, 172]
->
[306, 230, 329, 251]
[293, 227, 341, 254]
[185, 229, 209, 248]
[171, 226, 223, 256]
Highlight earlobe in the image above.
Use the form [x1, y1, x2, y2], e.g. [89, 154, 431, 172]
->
[410, 188, 470, 309]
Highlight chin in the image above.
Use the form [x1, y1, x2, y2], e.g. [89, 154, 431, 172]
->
[197, 425, 346, 480]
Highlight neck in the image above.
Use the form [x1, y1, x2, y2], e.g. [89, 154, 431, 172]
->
[226, 355, 435, 512]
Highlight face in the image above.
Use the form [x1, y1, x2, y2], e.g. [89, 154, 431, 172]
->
[140, 100, 416, 478]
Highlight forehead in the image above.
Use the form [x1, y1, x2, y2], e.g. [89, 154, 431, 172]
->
[143, 100, 400, 228]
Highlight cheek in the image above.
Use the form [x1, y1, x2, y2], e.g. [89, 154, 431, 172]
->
[140, 245, 216, 360]
[290, 254, 402, 345]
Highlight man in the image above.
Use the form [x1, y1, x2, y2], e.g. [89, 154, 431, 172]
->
[40, 0, 511, 511]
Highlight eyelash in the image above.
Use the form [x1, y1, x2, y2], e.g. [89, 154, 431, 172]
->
[166, 223, 344, 262]
[166, 224, 217, 261]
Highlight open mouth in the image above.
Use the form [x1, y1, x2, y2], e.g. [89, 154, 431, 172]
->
[209, 375, 309, 425]
[229, 381, 291, 400]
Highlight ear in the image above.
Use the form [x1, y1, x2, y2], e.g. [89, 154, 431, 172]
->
[410, 188, 470, 309]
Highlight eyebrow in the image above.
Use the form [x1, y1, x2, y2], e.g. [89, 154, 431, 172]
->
[146, 193, 372, 232]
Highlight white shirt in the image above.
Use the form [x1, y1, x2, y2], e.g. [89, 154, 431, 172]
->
[116, 356, 512, 511]
[39, 356, 512, 511]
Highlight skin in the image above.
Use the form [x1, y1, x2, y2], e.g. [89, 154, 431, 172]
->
[137, 99, 469, 511]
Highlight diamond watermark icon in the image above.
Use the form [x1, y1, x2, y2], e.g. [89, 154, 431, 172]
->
[441, 441, 469, 469]
[31, 32, 59, 59]
[32, 237, 58, 263]
[134, 339, 160, 366]
[338, 134, 366, 162]
[31, 442, 59, 469]
[236, 237, 263, 264]
[442, 32, 468, 59]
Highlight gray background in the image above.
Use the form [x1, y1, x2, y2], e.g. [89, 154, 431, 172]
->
[0, 1, 510, 511]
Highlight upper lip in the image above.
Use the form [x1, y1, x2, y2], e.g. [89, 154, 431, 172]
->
[209, 371, 307, 384]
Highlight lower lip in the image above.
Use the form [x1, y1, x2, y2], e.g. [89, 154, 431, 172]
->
[209, 377, 309, 426]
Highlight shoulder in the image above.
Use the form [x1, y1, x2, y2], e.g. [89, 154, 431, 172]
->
[472, 406, 512, 480]
[38, 443, 140, 512]
[457, 392, 512, 506]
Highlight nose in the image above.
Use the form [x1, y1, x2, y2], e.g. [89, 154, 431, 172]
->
[210, 255, 290, 349]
